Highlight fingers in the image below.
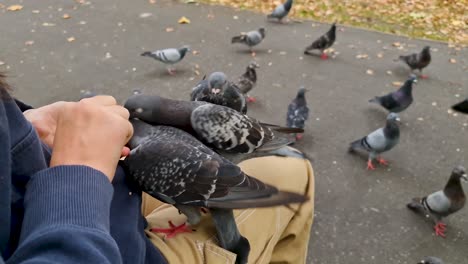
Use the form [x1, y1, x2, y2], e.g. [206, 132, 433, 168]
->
[121, 146, 130, 157]
[82, 95, 117, 106]
[107, 105, 130, 120]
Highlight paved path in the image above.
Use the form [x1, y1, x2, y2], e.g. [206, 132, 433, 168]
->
[1, 0, 467, 263]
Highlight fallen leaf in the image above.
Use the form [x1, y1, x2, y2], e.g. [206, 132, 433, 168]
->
[356, 54, 368, 59]
[449, 58, 457, 63]
[139, 13, 152, 18]
[42, 22, 56, 27]
[149, 0, 156, 3]
[386, 70, 393, 75]
[194, 70, 200, 75]
[233, 15, 239, 20]
[366, 69, 374, 75]
[104, 52, 112, 59]
[25, 40, 34, 46]
[417, 117, 424, 121]
[207, 13, 215, 19]
[392, 81, 403, 86]
[186, 0, 196, 3]
[165, 27, 174, 32]
[279, 51, 287, 55]
[432, 102, 437, 106]
[392, 42, 401, 47]
[32, 10, 40, 14]
[67, 37, 75, 42]
[0, 61, 5, 66]
[377, 53, 384, 58]
[7, 5, 23, 11]
[178, 16, 190, 24]
[192, 50, 199, 55]
[63, 13, 71, 19]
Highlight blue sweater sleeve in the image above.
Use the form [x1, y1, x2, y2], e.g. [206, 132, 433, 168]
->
[6, 165, 122, 264]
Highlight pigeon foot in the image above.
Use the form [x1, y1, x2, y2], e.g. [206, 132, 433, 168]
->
[320, 53, 328, 60]
[377, 157, 389, 166]
[366, 160, 376, 170]
[246, 96, 256, 103]
[434, 222, 446, 237]
[150, 220, 193, 239]
[420, 74, 429, 79]
[167, 68, 176, 75]
[295, 134, 303, 140]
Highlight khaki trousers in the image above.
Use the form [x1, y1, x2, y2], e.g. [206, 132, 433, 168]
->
[142, 155, 315, 264]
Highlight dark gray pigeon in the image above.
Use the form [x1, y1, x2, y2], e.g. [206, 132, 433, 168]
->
[236, 61, 260, 103]
[398, 46, 431, 79]
[123, 119, 308, 264]
[124, 95, 303, 154]
[141, 45, 190, 75]
[369, 75, 417, 113]
[191, 72, 247, 114]
[231, 28, 266, 55]
[452, 98, 468, 114]
[349, 113, 400, 170]
[304, 23, 336, 60]
[286, 87, 310, 140]
[267, 0, 293, 23]
[418, 256, 444, 264]
[407, 165, 467, 237]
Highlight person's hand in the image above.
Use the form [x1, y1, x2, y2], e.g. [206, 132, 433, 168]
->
[49, 96, 133, 181]
[24, 100, 130, 157]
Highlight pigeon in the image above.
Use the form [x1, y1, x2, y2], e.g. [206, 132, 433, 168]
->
[231, 28, 266, 55]
[236, 61, 260, 103]
[124, 94, 303, 154]
[304, 23, 336, 60]
[267, 0, 293, 23]
[286, 87, 310, 140]
[191, 72, 247, 114]
[349, 113, 400, 170]
[369, 75, 417, 113]
[418, 256, 444, 264]
[141, 45, 190, 75]
[451, 98, 468, 114]
[407, 165, 467, 237]
[123, 119, 308, 263]
[398, 46, 431, 79]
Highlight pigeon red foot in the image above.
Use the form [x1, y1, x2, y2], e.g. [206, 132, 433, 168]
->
[320, 53, 328, 60]
[377, 157, 389, 166]
[247, 96, 257, 103]
[433, 222, 446, 238]
[367, 160, 376, 170]
[420, 74, 429, 79]
[150, 220, 193, 239]
[167, 68, 176, 75]
[295, 134, 303, 140]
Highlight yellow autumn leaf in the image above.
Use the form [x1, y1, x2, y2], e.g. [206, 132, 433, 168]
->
[7, 5, 23, 11]
[67, 37, 75, 42]
[63, 14, 71, 19]
[178, 16, 190, 24]
[165, 27, 174, 32]
[392, 81, 403, 86]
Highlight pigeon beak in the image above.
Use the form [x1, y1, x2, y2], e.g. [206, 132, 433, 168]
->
[211, 88, 221, 94]
[461, 173, 468, 182]
[395, 117, 401, 122]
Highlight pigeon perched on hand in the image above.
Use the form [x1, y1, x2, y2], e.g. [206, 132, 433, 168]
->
[123, 119, 308, 263]
[124, 94, 303, 154]
[141, 45, 190, 75]
[231, 28, 266, 56]
[407, 165, 467, 238]
[418, 256, 444, 264]
[349, 113, 400, 170]
[236, 61, 260, 103]
[304, 23, 336, 60]
[452, 98, 468, 114]
[286, 87, 310, 140]
[398, 46, 431, 79]
[191, 71, 247, 114]
[267, 0, 293, 23]
[369, 75, 417, 113]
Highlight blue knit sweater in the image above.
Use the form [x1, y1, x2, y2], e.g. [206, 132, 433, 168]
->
[0, 95, 166, 263]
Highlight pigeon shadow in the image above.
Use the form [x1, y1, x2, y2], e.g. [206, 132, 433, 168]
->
[266, 19, 296, 26]
[363, 107, 388, 123]
[234, 49, 269, 56]
[143, 68, 191, 79]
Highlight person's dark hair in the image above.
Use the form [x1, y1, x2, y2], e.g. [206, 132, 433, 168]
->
[0, 72, 12, 98]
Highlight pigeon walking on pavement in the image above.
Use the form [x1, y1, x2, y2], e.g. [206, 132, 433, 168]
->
[267, 0, 294, 23]
[369, 75, 417, 113]
[304, 23, 336, 60]
[349, 113, 400, 170]
[124, 94, 303, 154]
[123, 119, 308, 264]
[286, 87, 310, 140]
[452, 98, 468, 114]
[418, 256, 444, 264]
[141, 45, 190, 75]
[191, 72, 247, 114]
[398, 46, 431, 79]
[236, 61, 260, 103]
[231, 28, 266, 56]
[407, 166, 467, 238]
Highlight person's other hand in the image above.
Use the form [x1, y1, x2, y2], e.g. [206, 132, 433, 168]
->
[49, 96, 133, 181]
[24, 100, 130, 157]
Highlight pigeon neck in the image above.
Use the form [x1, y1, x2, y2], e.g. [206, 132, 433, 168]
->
[244, 67, 257, 82]
[284, 0, 293, 11]
[178, 48, 188, 59]
[400, 81, 413, 95]
[384, 121, 399, 139]
[420, 49, 431, 61]
[444, 175, 465, 200]
[152, 98, 195, 128]
[328, 25, 336, 40]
